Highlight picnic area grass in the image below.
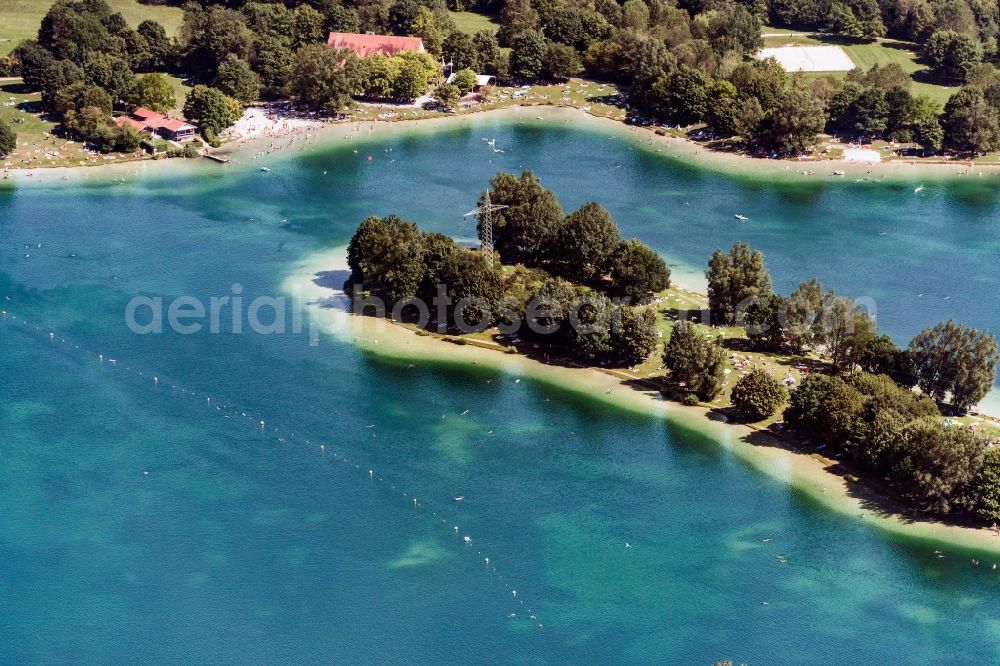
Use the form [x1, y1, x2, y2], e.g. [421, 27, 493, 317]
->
[0, 0, 184, 56]
[0, 79, 95, 168]
[448, 10, 500, 35]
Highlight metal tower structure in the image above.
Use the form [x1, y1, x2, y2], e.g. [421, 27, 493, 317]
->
[464, 190, 507, 266]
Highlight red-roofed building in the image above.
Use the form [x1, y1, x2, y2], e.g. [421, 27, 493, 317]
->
[115, 107, 198, 141]
[132, 107, 162, 121]
[327, 32, 425, 58]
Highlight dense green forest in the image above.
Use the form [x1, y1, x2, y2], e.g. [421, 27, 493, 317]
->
[6, 0, 1000, 155]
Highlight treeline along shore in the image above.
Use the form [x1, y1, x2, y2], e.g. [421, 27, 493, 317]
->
[8, 0, 1000, 167]
[343, 169, 1000, 529]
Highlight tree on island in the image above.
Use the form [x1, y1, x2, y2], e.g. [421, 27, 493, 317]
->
[566, 294, 615, 361]
[418, 232, 460, 302]
[972, 448, 1000, 521]
[346, 215, 425, 305]
[815, 293, 876, 371]
[785, 373, 865, 445]
[663, 321, 726, 401]
[783, 278, 824, 351]
[856, 334, 917, 388]
[608, 239, 671, 300]
[551, 202, 621, 283]
[891, 418, 986, 515]
[435, 248, 504, 330]
[730, 368, 787, 421]
[485, 170, 564, 266]
[614, 305, 659, 364]
[706, 241, 772, 326]
[743, 292, 785, 351]
[845, 372, 938, 471]
[909, 320, 999, 412]
[523, 277, 578, 336]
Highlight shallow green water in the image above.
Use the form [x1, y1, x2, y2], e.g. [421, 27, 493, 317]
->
[2, 117, 1000, 664]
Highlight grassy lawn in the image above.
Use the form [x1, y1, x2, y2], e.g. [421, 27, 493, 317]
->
[0, 80, 101, 168]
[448, 10, 500, 35]
[348, 79, 627, 123]
[761, 25, 811, 36]
[840, 40, 955, 105]
[161, 73, 191, 114]
[760, 29, 955, 106]
[0, 0, 184, 57]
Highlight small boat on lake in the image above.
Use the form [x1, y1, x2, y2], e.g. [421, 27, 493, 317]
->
[260, 166, 271, 172]
[735, 214, 748, 222]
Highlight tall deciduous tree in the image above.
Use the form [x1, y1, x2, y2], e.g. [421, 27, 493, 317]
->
[753, 87, 825, 153]
[129, 73, 175, 112]
[485, 170, 564, 265]
[612, 305, 659, 364]
[0, 119, 16, 157]
[608, 240, 671, 300]
[215, 54, 261, 103]
[731, 368, 788, 421]
[183, 84, 242, 138]
[510, 30, 547, 81]
[942, 85, 1000, 152]
[551, 202, 621, 282]
[909, 320, 998, 412]
[346, 214, 426, 305]
[891, 418, 986, 515]
[707, 241, 772, 326]
[663, 321, 726, 401]
[287, 45, 359, 112]
[925, 31, 982, 83]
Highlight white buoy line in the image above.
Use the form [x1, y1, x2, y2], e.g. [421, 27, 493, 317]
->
[0, 307, 545, 630]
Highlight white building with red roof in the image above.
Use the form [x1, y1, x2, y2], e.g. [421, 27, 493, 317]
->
[114, 107, 198, 142]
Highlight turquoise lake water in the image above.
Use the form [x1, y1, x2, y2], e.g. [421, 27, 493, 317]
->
[2, 116, 1000, 663]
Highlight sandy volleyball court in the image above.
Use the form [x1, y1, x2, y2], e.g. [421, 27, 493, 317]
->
[757, 45, 856, 72]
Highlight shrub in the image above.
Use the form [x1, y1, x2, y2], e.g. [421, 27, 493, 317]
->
[731, 368, 787, 421]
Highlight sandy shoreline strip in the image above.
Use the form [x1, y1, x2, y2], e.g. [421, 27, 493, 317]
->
[282, 244, 1000, 556]
[6, 103, 1000, 184]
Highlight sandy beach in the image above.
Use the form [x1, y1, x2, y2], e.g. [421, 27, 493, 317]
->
[214, 103, 1000, 182]
[6, 102, 1000, 185]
